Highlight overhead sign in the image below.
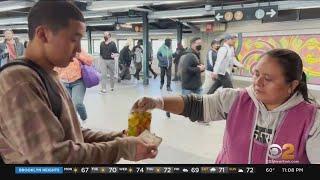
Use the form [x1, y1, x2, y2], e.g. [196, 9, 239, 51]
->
[214, 5, 278, 22]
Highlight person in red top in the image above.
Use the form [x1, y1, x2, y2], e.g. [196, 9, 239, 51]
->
[56, 49, 93, 122]
[0, 29, 24, 66]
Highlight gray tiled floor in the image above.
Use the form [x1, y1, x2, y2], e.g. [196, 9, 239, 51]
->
[81, 77, 225, 164]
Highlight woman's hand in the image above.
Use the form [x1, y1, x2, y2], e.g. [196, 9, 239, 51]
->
[131, 97, 163, 112]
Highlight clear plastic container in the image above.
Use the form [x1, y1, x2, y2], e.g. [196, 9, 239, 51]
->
[128, 111, 151, 136]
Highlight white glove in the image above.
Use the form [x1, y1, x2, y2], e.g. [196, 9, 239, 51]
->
[131, 97, 164, 112]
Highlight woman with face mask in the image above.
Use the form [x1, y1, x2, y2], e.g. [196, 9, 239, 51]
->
[131, 49, 320, 164]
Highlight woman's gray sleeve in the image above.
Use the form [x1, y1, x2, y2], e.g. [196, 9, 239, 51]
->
[180, 95, 204, 122]
[179, 89, 240, 122]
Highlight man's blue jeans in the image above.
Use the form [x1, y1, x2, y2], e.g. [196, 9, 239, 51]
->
[181, 88, 202, 95]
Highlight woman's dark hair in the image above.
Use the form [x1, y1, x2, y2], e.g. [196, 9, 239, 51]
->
[264, 49, 311, 103]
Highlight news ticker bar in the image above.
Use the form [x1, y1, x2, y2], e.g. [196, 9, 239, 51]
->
[13, 166, 315, 175]
[15, 166, 253, 174]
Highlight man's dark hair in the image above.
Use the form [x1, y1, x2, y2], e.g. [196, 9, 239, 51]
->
[190, 37, 201, 45]
[27, 0, 85, 40]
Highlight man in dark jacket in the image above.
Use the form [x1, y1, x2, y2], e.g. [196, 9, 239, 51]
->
[132, 39, 143, 80]
[179, 37, 205, 95]
[148, 41, 157, 79]
[99, 31, 118, 93]
[118, 41, 132, 81]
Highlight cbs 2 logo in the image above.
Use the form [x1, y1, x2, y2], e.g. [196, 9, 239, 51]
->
[268, 143, 294, 160]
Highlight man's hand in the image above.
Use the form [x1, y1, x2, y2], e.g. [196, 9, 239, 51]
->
[211, 72, 218, 80]
[197, 64, 205, 72]
[111, 53, 119, 58]
[134, 137, 158, 161]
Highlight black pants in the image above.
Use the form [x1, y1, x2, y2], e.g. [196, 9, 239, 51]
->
[148, 62, 157, 77]
[134, 62, 142, 80]
[173, 62, 180, 79]
[160, 66, 172, 87]
[119, 64, 131, 80]
[207, 72, 233, 94]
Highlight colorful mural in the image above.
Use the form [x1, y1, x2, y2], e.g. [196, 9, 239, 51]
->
[236, 35, 320, 85]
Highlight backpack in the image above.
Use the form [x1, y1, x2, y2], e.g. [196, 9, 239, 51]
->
[0, 60, 63, 164]
[0, 60, 62, 118]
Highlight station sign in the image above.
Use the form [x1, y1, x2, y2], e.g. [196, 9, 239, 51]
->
[214, 5, 278, 22]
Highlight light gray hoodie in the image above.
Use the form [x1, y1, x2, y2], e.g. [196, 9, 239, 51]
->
[202, 86, 320, 163]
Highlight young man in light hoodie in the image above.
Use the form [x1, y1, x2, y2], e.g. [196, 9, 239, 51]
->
[131, 49, 320, 164]
[208, 34, 243, 94]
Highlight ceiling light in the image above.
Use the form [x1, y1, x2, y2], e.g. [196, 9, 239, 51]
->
[83, 11, 112, 19]
[0, 17, 27, 26]
[87, 4, 138, 11]
[0, 25, 28, 30]
[0, 1, 34, 12]
[87, 20, 115, 26]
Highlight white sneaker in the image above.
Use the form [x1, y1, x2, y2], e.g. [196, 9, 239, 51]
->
[99, 89, 107, 94]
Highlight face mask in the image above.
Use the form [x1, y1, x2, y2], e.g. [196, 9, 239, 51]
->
[196, 45, 202, 51]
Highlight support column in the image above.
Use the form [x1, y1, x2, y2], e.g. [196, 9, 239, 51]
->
[177, 21, 183, 45]
[142, 12, 149, 85]
[87, 27, 92, 54]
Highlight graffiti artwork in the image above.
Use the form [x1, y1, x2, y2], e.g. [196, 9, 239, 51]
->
[236, 35, 320, 85]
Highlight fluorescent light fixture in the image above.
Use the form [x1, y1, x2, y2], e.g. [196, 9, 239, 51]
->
[0, 25, 28, 30]
[152, 1, 189, 5]
[83, 11, 112, 19]
[0, 1, 35, 12]
[87, 4, 138, 11]
[149, 8, 212, 19]
[87, 20, 115, 26]
[150, 32, 174, 35]
[125, 21, 142, 24]
[0, 17, 27, 26]
[87, 22, 114, 26]
[156, 14, 202, 19]
[119, 18, 156, 24]
[189, 19, 215, 23]
[88, 1, 188, 11]
[293, 5, 320, 9]
[115, 32, 174, 36]
[181, 17, 215, 23]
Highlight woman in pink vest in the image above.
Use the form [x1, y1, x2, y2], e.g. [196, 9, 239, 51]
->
[55, 49, 93, 122]
[131, 49, 319, 164]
